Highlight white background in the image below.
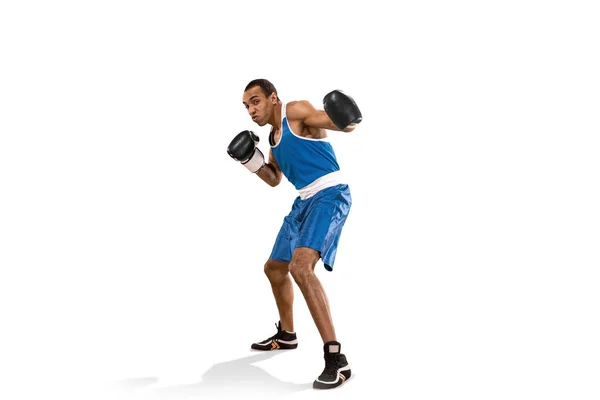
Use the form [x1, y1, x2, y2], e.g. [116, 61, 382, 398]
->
[1, 1, 599, 399]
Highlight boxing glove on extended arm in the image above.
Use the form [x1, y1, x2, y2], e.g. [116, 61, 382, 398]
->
[227, 130, 265, 173]
[323, 90, 363, 130]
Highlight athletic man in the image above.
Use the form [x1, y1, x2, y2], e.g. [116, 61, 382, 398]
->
[227, 79, 362, 389]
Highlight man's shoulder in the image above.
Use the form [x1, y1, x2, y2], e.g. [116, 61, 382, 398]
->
[285, 100, 313, 120]
[285, 100, 304, 110]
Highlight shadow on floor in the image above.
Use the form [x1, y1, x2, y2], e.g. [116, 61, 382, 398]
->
[111, 351, 312, 398]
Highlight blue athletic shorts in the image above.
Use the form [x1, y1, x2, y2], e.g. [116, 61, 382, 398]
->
[270, 184, 352, 271]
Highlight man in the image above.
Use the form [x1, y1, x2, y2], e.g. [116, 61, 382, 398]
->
[227, 79, 362, 390]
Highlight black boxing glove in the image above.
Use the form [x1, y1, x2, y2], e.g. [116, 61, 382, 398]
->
[323, 90, 362, 130]
[227, 130, 265, 173]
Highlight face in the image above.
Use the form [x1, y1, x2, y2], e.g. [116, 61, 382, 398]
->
[242, 86, 277, 126]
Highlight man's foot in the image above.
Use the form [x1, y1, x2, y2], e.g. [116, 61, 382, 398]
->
[313, 341, 352, 389]
[251, 321, 298, 351]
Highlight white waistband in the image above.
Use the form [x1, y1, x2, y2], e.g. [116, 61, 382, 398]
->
[298, 171, 345, 200]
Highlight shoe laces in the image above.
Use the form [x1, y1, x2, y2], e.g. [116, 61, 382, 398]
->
[268, 322, 283, 341]
[322, 353, 340, 376]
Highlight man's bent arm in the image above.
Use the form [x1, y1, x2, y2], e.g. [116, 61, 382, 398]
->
[256, 149, 282, 187]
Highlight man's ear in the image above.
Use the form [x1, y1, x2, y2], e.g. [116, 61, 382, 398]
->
[270, 92, 278, 105]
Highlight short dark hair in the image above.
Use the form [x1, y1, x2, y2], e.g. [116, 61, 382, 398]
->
[245, 78, 280, 101]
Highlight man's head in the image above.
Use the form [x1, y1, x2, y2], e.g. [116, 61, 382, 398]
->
[242, 79, 280, 126]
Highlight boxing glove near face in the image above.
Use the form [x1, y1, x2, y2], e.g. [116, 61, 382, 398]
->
[227, 130, 265, 173]
[323, 90, 362, 130]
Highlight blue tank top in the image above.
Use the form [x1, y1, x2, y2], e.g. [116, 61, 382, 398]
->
[271, 104, 340, 190]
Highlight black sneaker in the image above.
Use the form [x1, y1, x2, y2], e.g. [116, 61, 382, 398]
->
[313, 341, 352, 389]
[251, 321, 298, 351]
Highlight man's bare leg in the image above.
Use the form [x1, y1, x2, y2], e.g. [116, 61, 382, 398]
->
[264, 258, 294, 332]
[288, 247, 336, 343]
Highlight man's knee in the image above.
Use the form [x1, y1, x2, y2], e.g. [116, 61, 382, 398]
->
[264, 259, 289, 280]
[289, 247, 319, 282]
[289, 260, 314, 284]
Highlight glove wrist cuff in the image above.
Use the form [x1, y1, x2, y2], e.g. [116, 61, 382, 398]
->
[242, 148, 265, 173]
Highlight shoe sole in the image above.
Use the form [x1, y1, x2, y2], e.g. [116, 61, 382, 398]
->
[313, 366, 351, 389]
[250, 339, 298, 351]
